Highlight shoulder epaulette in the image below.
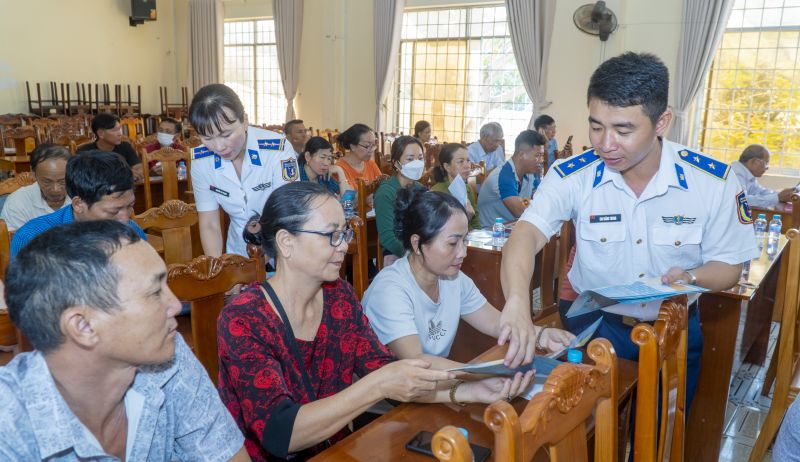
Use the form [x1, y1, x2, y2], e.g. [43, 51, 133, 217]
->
[258, 138, 285, 151]
[678, 149, 729, 180]
[553, 149, 600, 178]
[191, 145, 213, 160]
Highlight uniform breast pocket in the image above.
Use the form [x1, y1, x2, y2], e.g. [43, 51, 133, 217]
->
[577, 221, 627, 272]
[651, 225, 703, 270]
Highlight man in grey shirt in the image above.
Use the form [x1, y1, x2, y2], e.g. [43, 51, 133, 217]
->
[0, 220, 250, 461]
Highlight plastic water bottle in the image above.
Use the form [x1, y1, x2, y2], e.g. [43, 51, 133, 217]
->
[342, 197, 355, 219]
[766, 214, 782, 258]
[177, 161, 187, 181]
[492, 218, 505, 247]
[754, 213, 768, 253]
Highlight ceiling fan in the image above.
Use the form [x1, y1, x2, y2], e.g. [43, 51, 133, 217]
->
[573, 1, 618, 42]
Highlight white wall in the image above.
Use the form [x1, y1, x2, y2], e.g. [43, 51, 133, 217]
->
[0, 0, 189, 115]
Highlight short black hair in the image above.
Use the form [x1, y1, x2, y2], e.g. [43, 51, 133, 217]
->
[66, 151, 134, 207]
[394, 185, 467, 254]
[533, 114, 555, 130]
[413, 120, 431, 138]
[390, 135, 424, 165]
[297, 136, 333, 167]
[30, 142, 71, 171]
[258, 182, 338, 259]
[432, 143, 467, 183]
[91, 112, 120, 137]
[337, 123, 374, 152]
[6, 220, 141, 352]
[160, 117, 182, 134]
[587, 52, 669, 125]
[514, 130, 546, 153]
[188, 83, 245, 137]
[284, 119, 305, 133]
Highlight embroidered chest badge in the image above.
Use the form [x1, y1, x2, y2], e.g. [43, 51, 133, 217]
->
[281, 158, 299, 181]
[661, 215, 697, 225]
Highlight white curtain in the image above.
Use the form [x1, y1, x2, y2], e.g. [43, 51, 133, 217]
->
[189, 0, 223, 92]
[668, 0, 734, 145]
[374, 0, 406, 131]
[274, 0, 304, 120]
[505, 0, 556, 128]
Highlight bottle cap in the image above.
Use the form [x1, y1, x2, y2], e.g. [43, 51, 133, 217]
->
[567, 349, 583, 364]
[774, 214, 782, 220]
[758, 213, 766, 219]
[495, 217, 503, 223]
[458, 428, 469, 440]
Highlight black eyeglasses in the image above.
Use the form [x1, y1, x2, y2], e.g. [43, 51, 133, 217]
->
[294, 227, 355, 247]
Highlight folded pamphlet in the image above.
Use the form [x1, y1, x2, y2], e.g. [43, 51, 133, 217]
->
[565, 278, 707, 319]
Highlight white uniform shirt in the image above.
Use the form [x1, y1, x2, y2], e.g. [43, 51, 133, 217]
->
[730, 160, 780, 208]
[191, 126, 299, 256]
[362, 256, 486, 357]
[0, 183, 70, 231]
[521, 139, 758, 295]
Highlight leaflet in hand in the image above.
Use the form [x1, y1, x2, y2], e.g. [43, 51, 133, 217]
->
[565, 277, 707, 319]
[447, 355, 560, 377]
[447, 174, 468, 207]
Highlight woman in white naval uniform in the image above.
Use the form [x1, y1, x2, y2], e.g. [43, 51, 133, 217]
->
[188, 83, 299, 257]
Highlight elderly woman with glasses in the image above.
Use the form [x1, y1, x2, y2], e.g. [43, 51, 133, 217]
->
[217, 182, 533, 461]
[335, 123, 383, 189]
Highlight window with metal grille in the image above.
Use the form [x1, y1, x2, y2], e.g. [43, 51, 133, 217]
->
[223, 19, 285, 125]
[392, 4, 532, 146]
[698, 0, 800, 173]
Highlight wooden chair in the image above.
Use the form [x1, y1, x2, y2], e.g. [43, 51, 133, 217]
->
[749, 228, 800, 462]
[140, 146, 192, 210]
[356, 176, 388, 271]
[0, 219, 21, 351]
[6, 127, 37, 155]
[133, 200, 198, 265]
[483, 338, 618, 461]
[343, 216, 369, 299]
[0, 172, 36, 196]
[630, 296, 689, 462]
[120, 116, 145, 141]
[167, 250, 263, 382]
[433, 426, 474, 462]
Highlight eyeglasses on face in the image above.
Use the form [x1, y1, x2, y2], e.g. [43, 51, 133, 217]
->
[357, 143, 377, 151]
[294, 227, 355, 247]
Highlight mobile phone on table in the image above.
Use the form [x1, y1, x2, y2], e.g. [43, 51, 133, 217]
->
[405, 430, 491, 461]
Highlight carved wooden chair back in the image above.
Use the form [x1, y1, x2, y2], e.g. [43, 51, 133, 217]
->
[167, 249, 263, 382]
[631, 296, 689, 462]
[342, 216, 368, 299]
[0, 172, 36, 196]
[356, 176, 388, 272]
[133, 200, 198, 266]
[140, 147, 192, 210]
[7, 127, 37, 155]
[484, 338, 618, 461]
[433, 426, 474, 462]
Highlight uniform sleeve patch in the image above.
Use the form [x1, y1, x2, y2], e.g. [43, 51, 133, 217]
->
[736, 190, 754, 224]
[258, 138, 285, 151]
[281, 158, 298, 181]
[553, 149, 600, 178]
[191, 145, 213, 160]
[678, 149, 729, 180]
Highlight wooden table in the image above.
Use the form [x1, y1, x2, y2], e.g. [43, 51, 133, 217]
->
[310, 345, 638, 462]
[685, 236, 787, 462]
[752, 203, 793, 233]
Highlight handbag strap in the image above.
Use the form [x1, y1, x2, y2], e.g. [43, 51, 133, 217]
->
[259, 282, 318, 401]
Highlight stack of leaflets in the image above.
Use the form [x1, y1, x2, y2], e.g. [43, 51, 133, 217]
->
[565, 278, 708, 319]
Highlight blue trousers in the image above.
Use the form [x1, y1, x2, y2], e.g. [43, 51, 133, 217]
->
[558, 299, 703, 411]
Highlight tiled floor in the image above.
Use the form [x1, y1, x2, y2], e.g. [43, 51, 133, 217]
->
[720, 319, 780, 462]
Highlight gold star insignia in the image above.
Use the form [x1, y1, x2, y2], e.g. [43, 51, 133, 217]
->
[680, 174, 685, 181]
[567, 163, 575, 168]
[708, 162, 715, 169]
[579, 158, 586, 163]
[596, 170, 602, 177]
[693, 156, 700, 163]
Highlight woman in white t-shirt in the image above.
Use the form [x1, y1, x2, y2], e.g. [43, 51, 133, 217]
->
[363, 186, 573, 370]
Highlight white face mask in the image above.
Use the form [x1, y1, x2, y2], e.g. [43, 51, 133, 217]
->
[157, 132, 175, 147]
[399, 159, 425, 181]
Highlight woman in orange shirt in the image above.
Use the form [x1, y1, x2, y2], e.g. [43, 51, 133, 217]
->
[336, 124, 383, 187]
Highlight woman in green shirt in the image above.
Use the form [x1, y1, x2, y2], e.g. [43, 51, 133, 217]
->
[430, 143, 481, 229]
[374, 135, 425, 266]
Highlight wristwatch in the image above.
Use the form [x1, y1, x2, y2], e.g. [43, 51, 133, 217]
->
[685, 270, 697, 286]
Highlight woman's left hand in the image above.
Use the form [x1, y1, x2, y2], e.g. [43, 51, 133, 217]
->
[540, 328, 575, 353]
[460, 371, 534, 404]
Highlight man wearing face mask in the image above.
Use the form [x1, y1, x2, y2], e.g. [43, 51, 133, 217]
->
[142, 118, 187, 176]
[374, 135, 426, 267]
[478, 130, 545, 227]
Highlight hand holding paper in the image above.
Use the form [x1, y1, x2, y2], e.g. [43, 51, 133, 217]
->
[447, 174, 468, 207]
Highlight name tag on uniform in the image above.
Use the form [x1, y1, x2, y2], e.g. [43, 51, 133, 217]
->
[589, 214, 622, 223]
[210, 185, 230, 197]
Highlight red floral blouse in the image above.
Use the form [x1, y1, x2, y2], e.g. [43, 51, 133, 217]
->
[217, 278, 396, 461]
